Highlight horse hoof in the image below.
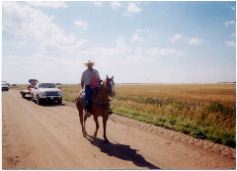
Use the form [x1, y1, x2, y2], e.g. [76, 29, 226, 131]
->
[104, 139, 109, 143]
[83, 131, 87, 137]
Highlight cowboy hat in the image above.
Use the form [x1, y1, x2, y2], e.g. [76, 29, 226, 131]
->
[85, 60, 94, 66]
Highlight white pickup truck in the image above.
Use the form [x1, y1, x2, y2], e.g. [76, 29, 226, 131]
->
[31, 82, 63, 105]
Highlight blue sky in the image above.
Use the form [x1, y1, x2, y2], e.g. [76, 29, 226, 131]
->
[2, 1, 236, 84]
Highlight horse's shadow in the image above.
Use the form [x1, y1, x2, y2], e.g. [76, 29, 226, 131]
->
[86, 135, 160, 169]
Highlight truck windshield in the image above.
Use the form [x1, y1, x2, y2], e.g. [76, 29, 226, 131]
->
[38, 83, 56, 88]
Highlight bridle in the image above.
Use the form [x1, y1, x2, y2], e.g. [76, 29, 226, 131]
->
[105, 77, 115, 97]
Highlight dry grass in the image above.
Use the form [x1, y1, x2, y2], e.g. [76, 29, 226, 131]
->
[114, 83, 235, 106]
[111, 84, 235, 147]
[61, 84, 81, 103]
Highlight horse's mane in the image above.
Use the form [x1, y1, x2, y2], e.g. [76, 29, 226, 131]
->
[96, 80, 109, 102]
[93, 80, 109, 106]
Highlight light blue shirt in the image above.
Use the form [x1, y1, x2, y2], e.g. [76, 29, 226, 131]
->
[81, 68, 100, 86]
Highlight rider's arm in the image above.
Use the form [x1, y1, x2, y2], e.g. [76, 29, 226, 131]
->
[96, 70, 100, 81]
[81, 82, 84, 89]
[95, 70, 103, 85]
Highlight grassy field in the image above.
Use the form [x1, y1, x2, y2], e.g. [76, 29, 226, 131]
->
[13, 83, 236, 147]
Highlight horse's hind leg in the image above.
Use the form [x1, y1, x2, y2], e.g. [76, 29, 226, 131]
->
[93, 116, 99, 137]
[83, 114, 88, 136]
[103, 116, 109, 143]
[76, 97, 87, 137]
[77, 103, 86, 137]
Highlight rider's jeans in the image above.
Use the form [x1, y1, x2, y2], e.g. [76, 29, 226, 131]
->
[84, 85, 93, 110]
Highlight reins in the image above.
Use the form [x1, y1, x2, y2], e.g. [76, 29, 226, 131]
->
[92, 81, 110, 108]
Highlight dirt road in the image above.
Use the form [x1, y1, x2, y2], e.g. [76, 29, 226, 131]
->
[2, 90, 235, 169]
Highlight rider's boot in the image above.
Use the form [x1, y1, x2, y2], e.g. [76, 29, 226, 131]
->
[85, 111, 91, 117]
[85, 104, 91, 117]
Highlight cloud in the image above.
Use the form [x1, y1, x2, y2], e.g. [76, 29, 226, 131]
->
[230, 33, 236, 38]
[93, 2, 103, 7]
[127, 2, 141, 13]
[130, 28, 158, 43]
[81, 37, 130, 58]
[170, 33, 185, 43]
[188, 37, 204, 46]
[81, 37, 181, 65]
[225, 40, 236, 47]
[123, 2, 141, 16]
[74, 20, 88, 30]
[170, 33, 204, 46]
[224, 33, 235, 48]
[131, 33, 144, 43]
[136, 28, 150, 33]
[146, 47, 182, 58]
[3, 2, 86, 53]
[26, 2, 68, 9]
[111, 2, 122, 10]
[3, 54, 85, 83]
[225, 20, 235, 27]
[80, 36, 181, 64]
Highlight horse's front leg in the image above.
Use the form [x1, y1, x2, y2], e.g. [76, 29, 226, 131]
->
[103, 116, 109, 143]
[93, 116, 99, 137]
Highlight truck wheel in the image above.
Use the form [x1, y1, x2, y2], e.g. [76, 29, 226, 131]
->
[31, 94, 35, 102]
[37, 96, 41, 105]
[58, 99, 62, 105]
[29, 96, 33, 101]
[21, 93, 25, 98]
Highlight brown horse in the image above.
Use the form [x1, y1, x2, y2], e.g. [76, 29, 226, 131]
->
[76, 76, 115, 143]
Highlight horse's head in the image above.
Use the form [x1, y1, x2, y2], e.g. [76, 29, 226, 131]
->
[104, 75, 116, 97]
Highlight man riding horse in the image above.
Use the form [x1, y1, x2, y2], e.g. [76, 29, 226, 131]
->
[77, 61, 115, 142]
[81, 60, 112, 117]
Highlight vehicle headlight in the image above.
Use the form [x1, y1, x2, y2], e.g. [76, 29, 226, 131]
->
[58, 91, 62, 96]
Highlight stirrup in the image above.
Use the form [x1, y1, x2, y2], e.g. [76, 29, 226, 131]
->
[86, 112, 91, 117]
[84, 109, 91, 117]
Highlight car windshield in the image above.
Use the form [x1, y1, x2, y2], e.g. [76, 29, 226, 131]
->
[38, 83, 56, 88]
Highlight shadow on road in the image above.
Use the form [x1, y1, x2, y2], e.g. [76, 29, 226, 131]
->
[23, 97, 33, 101]
[40, 103, 66, 107]
[22, 97, 66, 107]
[86, 135, 160, 169]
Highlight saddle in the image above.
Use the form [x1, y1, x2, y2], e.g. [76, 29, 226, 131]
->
[78, 87, 111, 114]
